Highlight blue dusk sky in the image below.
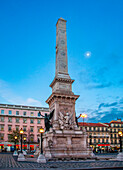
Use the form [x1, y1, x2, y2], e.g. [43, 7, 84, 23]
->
[0, 0, 123, 123]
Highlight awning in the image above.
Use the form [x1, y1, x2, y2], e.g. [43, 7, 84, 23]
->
[98, 144, 110, 146]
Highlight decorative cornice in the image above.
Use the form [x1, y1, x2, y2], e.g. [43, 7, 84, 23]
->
[46, 92, 80, 104]
[50, 77, 74, 88]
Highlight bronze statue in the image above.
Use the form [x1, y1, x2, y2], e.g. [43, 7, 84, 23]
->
[38, 110, 54, 132]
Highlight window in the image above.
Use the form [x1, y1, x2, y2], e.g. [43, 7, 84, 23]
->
[30, 112, 34, 116]
[106, 139, 108, 143]
[16, 126, 19, 131]
[30, 119, 34, 124]
[8, 110, 12, 115]
[114, 129, 116, 132]
[0, 125, 4, 131]
[102, 139, 104, 143]
[94, 139, 96, 143]
[30, 136, 34, 142]
[89, 127, 91, 131]
[8, 125, 12, 131]
[115, 140, 117, 144]
[37, 127, 40, 132]
[0, 133, 4, 140]
[30, 126, 34, 132]
[16, 118, 19, 123]
[23, 126, 27, 132]
[93, 127, 96, 131]
[111, 134, 113, 138]
[114, 134, 116, 138]
[98, 139, 100, 143]
[16, 111, 19, 115]
[8, 117, 12, 122]
[111, 140, 113, 144]
[23, 118, 27, 123]
[1, 110, 4, 114]
[23, 111, 26, 116]
[8, 134, 11, 141]
[37, 119, 41, 124]
[102, 127, 104, 132]
[1, 117, 4, 122]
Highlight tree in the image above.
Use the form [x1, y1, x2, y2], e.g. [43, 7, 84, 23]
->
[8, 130, 20, 143]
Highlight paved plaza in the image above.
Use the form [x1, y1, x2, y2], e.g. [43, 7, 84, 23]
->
[0, 153, 123, 170]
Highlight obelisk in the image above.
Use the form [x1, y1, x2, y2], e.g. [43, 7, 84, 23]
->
[44, 18, 94, 160]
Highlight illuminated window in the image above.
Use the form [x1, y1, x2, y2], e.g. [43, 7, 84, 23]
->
[0, 133, 4, 140]
[0, 125, 4, 131]
[30, 112, 34, 116]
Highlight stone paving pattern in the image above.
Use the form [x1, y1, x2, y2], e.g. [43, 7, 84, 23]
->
[0, 153, 123, 169]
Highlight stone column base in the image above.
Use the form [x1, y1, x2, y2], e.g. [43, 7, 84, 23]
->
[17, 153, 25, 161]
[37, 154, 46, 163]
[117, 152, 123, 161]
[13, 150, 18, 156]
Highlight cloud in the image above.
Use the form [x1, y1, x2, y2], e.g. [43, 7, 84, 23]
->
[0, 79, 42, 106]
[86, 82, 112, 89]
[98, 102, 118, 109]
[26, 98, 41, 106]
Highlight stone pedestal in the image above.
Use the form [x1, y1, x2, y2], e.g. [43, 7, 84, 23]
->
[13, 150, 18, 156]
[43, 128, 94, 160]
[17, 153, 25, 161]
[37, 154, 46, 163]
[117, 152, 123, 161]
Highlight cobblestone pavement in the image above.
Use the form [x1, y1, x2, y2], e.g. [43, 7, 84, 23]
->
[0, 153, 123, 170]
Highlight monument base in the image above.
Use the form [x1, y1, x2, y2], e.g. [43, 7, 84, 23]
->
[117, 152, 123, 161]
[17, 153, 25, 161]
[43, 128, 95, 160]
[37, 154, 46, 163]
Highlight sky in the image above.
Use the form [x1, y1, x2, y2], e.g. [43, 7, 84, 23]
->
[0, 0, 123, 123]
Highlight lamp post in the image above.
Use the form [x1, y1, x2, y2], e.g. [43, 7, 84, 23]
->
[23, 137, 26, 151]
[13, 136, 18, 156]
[117, 131, 123, 161]
[39, 127, 44, 154]
[118, 131, 122, 152]
[20, 128, 24, 153]
[37, 127, 46, 163]
[17, 128, 25, 161]
[80, 113, 87, 126]
[14, 136, 17, 151]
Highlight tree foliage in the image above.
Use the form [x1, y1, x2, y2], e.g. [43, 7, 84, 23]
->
[8, 130, 20, 143]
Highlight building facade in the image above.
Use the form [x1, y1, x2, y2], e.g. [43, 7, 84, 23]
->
[79, 119, 123, 153]
[0, 103, 49, 152]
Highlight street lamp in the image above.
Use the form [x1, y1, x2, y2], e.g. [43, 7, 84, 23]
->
[14, 136, 17, 151]
[118, 131, 122, 152]
[37, 126, 46, 163]
[23, 137, 26, 151]
[39, 127, 44, 154]
[20, 128, 24, 153]
[80, 113, 87, 126]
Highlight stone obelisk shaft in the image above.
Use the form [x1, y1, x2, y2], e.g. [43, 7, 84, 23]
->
[55, 18, 70, 79]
